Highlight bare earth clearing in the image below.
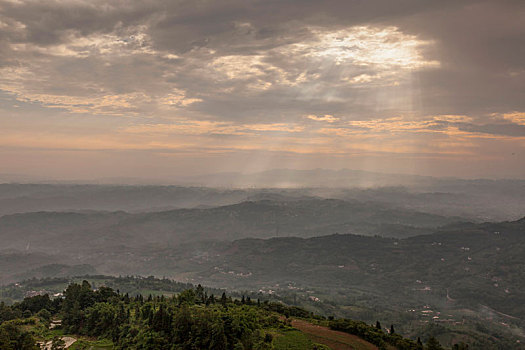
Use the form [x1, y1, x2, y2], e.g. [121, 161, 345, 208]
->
[291, 319, 378, 350]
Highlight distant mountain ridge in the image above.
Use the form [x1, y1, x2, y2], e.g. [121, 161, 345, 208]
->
[0, 198, 463, 257]
[1, 170, 524, 220]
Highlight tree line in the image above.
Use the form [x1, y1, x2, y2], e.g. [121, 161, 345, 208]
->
[0, 280, 459, 350]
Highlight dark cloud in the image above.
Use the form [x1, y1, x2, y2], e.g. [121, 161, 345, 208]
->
[457, 123, 525, 137]
[0, 0, 524, 178]
[0, 0, 522, 122]
[427, 119, 525, 137]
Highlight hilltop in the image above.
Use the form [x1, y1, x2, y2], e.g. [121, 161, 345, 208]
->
[0, 277, 441, 350]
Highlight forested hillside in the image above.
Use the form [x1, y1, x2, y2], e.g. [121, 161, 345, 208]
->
[1, 218, 524, 348]
[0, 279, 455, 350]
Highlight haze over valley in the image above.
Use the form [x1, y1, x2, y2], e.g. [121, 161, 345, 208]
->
[1, 173, 524, 348]
[0, 0, 524, 348]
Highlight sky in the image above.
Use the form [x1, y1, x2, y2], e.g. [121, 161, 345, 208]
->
[0, 0, 524, 181]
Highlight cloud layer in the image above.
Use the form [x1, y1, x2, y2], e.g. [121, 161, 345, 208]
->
[0, 0, 524, 179]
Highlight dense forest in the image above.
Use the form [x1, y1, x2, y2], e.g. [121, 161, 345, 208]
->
[0, 279, 461, 350]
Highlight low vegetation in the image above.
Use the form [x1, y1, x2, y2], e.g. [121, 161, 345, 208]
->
[0, 279, 459, 349]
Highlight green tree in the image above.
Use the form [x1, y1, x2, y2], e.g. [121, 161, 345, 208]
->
[17, 294, 53, 314]
[173, 305, 193, 345]
[85, 302, 118, 336]
[37, 309, 52, 322]
[177, 289, 196, 305]
[426, 336, 444, 350]
[195, 284, 205, 303]
[0, 322, 37, 350]
[210, 320, 228, 350]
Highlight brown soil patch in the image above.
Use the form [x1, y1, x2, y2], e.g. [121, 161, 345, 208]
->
[291, 319, 378, 350]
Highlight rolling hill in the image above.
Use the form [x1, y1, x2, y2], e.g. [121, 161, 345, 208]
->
[0, 198, 462, 256]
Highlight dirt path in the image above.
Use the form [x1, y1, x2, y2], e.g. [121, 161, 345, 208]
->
[39, 336, 77, 349]
[291, 319, 378, 350]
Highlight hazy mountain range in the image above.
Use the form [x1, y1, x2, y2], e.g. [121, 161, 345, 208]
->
[0, 198, 462, 255]
[1, 170, 524, 348]
[1, 168, 525, 221]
